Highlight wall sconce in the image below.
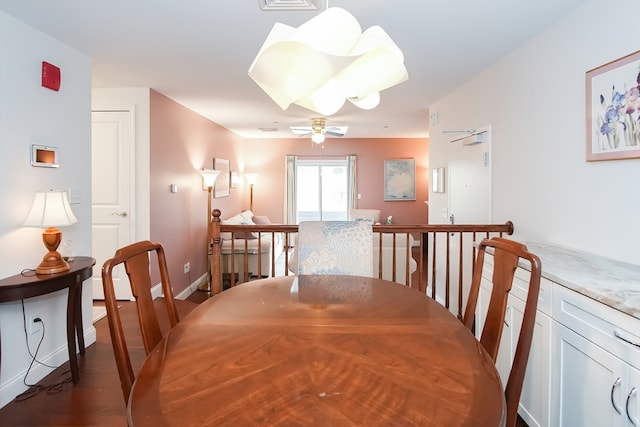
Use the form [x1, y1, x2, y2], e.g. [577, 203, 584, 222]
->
[245, 173, 259, 211]
[23, 190, 78, 274]
[231, 171, 239, 188]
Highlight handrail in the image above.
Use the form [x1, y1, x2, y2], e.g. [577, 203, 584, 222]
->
[209, 209, 513, 318]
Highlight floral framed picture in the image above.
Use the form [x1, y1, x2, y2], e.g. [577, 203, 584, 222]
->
[586, 50, 640, 161]
[384, 159, 416, 201]
[213, 158, 230, 198]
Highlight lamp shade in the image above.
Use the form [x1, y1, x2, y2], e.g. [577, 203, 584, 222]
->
[248, 7, 408, 116]
[24, 191, 77, 227]
[245, 173, 259, 186]
[199, 168, 222, 188]
[311, 132, 325, 144]
[24, 190, 77, 274]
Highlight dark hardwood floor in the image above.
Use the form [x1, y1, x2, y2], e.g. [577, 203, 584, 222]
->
[0, 289, 528, 426]
[0, 293, 206, 427]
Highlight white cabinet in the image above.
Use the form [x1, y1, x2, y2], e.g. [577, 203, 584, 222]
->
[475, 245, 639, 427]
[551, 284, 640, 427]
[476, 256, 552, 427]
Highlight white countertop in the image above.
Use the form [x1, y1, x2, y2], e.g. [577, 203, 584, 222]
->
[524, 242, 640, 320]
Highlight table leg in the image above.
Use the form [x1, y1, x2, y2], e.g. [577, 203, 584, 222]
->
[74, 274, 85, 355]
[66, 275, 81, 384]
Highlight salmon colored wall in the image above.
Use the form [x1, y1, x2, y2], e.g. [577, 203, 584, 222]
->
[150, 90, 245, 293]
[243, 138, 429, 225]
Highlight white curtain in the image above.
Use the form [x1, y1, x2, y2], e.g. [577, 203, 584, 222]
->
[347, 154, 357, 210]
[284, 155, 297, 224]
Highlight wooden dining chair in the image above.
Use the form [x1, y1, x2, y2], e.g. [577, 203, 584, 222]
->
[462, 237, 542, 427]
[101, 240, 197, 403]
[297, 220, 373, 276]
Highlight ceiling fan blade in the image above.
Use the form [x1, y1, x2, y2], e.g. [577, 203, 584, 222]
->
[290, 127, 313, 136]
[325, 130, 345, 137]
[325, 126, 348, 137]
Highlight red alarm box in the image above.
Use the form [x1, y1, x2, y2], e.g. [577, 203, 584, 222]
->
[42, 61, 61, 91]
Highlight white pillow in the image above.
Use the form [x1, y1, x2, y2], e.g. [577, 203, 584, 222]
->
[221, 212, 255, 240]
[349, 209, 381, 223]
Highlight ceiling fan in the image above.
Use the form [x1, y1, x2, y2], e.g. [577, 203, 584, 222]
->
[290, 118, 348, 144]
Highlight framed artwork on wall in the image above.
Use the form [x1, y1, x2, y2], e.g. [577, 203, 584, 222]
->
[384, 159, 416, 201]
[586, 50, 640, 161]
[432, 167, 445, 193]
[213, 158, 230, 198]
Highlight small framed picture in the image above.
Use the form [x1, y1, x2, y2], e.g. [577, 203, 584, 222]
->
[213, 158, 230, 198]
[432, 167, 445, 193]
[586, 50, 640, 161]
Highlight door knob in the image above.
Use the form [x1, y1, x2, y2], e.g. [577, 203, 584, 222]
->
[111, 211, 128, 217]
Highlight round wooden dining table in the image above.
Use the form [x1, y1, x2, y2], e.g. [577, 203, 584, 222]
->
[128, 275, 506, 426]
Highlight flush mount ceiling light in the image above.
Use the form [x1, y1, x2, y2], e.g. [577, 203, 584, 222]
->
[248, 7, 408, 116]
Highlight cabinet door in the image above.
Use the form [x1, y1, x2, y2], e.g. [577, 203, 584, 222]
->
[552, 321, 628, 427]
[625, 366, 639, 427]
[510, 295, 551, 427]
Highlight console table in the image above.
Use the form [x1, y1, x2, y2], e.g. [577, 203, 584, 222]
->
[0, 256, 95, 384]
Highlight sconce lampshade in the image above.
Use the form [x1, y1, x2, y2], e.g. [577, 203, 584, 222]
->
[245, 173, 259, 186]
[24, 190, 78, 274]
[248, 7, 408, 116]
[199, 168, 222, 188]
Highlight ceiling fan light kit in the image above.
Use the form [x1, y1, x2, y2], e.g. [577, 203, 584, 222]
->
[248, 7, 408, 116]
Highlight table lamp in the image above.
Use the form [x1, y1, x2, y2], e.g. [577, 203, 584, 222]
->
[24, 190, 78, 274]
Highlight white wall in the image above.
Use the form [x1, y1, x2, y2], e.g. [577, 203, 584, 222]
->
[429, 0, 640, 265]
[0, 12, 92, 407]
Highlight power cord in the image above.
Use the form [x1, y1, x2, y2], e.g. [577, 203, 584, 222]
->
[20, 301, 56, 370]
[16, 300, 72, 401]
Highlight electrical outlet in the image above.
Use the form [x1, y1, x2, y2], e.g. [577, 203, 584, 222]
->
[29, 316, 43, 334]
[183, 262, 190, 274]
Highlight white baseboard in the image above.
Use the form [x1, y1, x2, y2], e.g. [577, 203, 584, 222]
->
[0, 326, 97, 409]
[151, 273, 207, 301]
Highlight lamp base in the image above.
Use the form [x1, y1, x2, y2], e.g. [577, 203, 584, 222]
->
[36, 250, 70, 275]
[197, 281, 212, 293]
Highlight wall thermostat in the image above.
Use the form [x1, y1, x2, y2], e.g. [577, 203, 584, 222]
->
[31, 144, 59, 168]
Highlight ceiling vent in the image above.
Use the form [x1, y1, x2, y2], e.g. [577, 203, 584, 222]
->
[258, 0, 322, 11]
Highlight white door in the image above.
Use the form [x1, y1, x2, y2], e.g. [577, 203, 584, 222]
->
[440, 127, 491, 311]
[448, 126, 491, 224]
[91, 110, 134, 300]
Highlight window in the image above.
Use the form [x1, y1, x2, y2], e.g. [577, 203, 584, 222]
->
[296, 159, 348, 222]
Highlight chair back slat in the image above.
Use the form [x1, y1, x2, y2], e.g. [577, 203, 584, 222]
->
[462, 237, 542, 427]
[101, 240, 184, 403]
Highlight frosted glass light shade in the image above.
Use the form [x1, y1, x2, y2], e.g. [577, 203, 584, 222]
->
[245, 173, 259, 186]
[248, 7, 408, 116]
[311, 133, 325, 144]
[199, 168, 222, 188]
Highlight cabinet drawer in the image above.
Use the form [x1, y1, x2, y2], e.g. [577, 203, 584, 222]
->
[553, 284, 640, 369]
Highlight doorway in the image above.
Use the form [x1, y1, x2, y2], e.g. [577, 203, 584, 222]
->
[91, 110, 135, 300]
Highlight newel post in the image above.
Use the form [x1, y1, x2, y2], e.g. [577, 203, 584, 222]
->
[210, 209, 222, 294]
